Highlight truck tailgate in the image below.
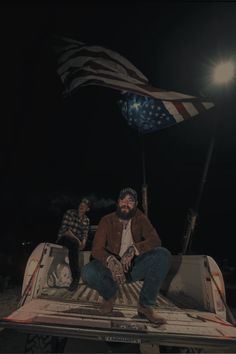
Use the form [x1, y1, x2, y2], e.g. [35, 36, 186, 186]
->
[1, 282, 236, 350]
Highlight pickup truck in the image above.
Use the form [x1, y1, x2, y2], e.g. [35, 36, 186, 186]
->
[1, 241, 236, 353]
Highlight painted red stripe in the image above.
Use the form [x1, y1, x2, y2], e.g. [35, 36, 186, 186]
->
[193, 101, 206, 113]
[173, 102, 191, 119]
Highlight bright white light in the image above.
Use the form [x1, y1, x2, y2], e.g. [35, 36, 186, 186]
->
[213, 61, 235, 84]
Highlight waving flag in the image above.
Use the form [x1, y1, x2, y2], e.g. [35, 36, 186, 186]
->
[56, 36, 214, 133]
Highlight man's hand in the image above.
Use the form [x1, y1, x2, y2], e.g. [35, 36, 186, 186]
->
[107, 255, 126, 285]
[121, 245, 135, 273]
[79, 238, 86, 250]
[64, 230, 81, 248]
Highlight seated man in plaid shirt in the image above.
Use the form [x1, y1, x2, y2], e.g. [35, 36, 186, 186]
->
[57, 198, 91, 291]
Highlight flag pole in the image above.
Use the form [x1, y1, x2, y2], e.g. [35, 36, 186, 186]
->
[182, 135, 215, 254]
[140, 136, 148, 216]
[182, 100, 219, 255]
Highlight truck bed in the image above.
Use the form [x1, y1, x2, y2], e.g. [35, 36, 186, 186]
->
[1, 243, 236, 352]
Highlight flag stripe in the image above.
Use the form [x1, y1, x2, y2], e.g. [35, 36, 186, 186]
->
[203, 102, 214, 110]
[183, 102, 199, 117]
[173, 101, 191, 120]
[58, 46, 149, 83]
[67, 73, 166, 97]
[62, 67, 199, 101]
[193, 101, 207, 114]
[62, 66, 147, 87]
[64, 69, 205, 103]
[162, 101, 184, 123]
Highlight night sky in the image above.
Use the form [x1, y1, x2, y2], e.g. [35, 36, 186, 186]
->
[2, 1, 236, 267]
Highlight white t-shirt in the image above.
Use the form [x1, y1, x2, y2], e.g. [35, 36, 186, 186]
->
[119, 220, 134, 257]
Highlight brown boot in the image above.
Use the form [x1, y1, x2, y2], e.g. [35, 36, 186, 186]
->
[138, 304, 166, 325]
[100, 294, 117, 315]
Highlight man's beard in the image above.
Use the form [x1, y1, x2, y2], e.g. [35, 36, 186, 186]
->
[116, 206, 137, 220]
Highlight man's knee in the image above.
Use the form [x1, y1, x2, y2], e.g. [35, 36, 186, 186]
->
[156, 246, 171, 258]
[153, 247, 172, 266]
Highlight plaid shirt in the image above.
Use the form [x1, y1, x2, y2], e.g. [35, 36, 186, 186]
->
[57, 209, 90, 242]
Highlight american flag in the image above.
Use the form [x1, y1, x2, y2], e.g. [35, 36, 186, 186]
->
[56, 36, 214, 133]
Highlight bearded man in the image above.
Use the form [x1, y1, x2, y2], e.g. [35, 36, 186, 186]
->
[82, 188, 171, 324]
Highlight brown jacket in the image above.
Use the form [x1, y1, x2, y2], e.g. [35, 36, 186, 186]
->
[92, 209, 161, 266]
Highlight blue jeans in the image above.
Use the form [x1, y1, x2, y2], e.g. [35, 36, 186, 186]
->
[81, 247, 171, 306]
